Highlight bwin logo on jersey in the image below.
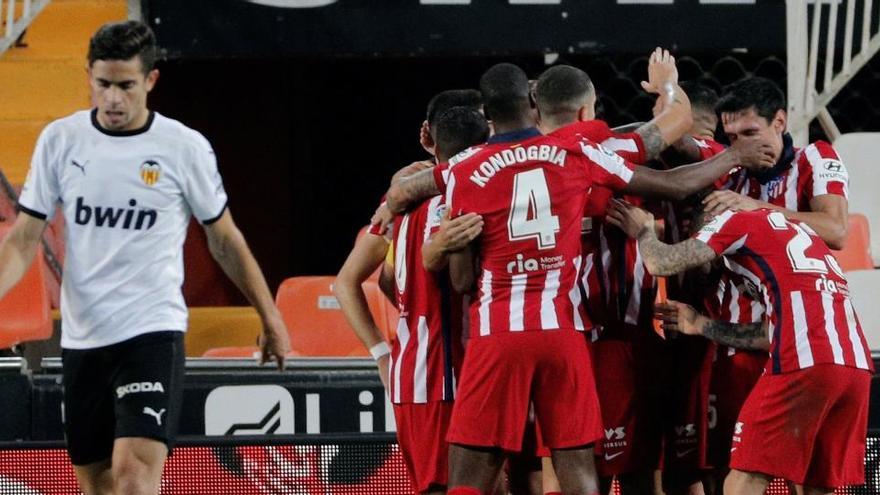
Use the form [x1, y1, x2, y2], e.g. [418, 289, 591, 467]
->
[75, 197, 157, 230]
[140, 160, 161, 186]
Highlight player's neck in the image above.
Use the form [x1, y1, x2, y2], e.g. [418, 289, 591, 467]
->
[491, 117, 536, 136]
[94, 106, 152, 132]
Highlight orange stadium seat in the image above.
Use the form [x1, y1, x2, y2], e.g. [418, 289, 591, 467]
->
[0, 223, 52, 349]
[832, 214, 874, 271]
[276, 276, 390, 357]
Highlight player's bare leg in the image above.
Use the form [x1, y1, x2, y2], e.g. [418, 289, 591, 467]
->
[722, 469, 771, 495]
[448, 444, 506, 493]
[541, 457, 563, 494]
[73, 458, 113, 495]
[111, 437, 168, 495]
[550, 446, 600, 495]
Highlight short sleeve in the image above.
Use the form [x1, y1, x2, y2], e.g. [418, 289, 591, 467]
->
[445, 166, 471, 218]
[600, 132, 646, 165]
[18, 125, 61, 221]
[433, 162, 450, 194]
[804, 141, 848, 198]
[183, 135, 228, 224]
[693, 209, 746, 255]
[578, 141, 636, 192]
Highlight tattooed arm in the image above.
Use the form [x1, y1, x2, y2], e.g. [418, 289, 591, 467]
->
[605, 199, 718, 276]
[621, 138, 775, 201]
[656, 300, 770, 351]
[386, 168, 441, 214]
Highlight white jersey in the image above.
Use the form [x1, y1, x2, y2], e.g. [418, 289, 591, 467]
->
[18, 110, 228, 349]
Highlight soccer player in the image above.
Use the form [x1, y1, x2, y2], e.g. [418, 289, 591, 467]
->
[438, 63, 774, 495]
[697, 77, 850, 493]
[336, 89, 483, 392]
[387, 107, 489, 495]
[532, 55, 691, 494]
[704, 77, 849, 250]
[0, 21, 289, 494]
[606, 199, 872, 495]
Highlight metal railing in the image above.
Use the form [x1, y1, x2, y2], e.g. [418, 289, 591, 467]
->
[787, 0, 880, 145]
[0, 0, 50, 56]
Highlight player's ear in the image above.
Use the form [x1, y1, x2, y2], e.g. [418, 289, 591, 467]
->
[772, 109, 786, 133]
[420, 120, 436, 156]
[145, 68, 160, 93]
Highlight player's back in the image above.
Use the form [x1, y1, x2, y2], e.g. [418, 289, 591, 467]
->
[447, 129, 633, 337]
[390, 195, 464, 404]
[697, 209, 871, 374]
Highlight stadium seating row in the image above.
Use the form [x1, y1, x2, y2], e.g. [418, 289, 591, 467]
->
[201, 276, 398, 358]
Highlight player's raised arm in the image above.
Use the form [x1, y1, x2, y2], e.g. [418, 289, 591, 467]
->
[622, 137, 776, 201]
[334, 230, 393, 390]
[635, 48, 693, 161]
[0, 213, 48, 299]
[655, 300, 770, 351]
[605, 199, 718, 276]
[203, 210, 290, 370]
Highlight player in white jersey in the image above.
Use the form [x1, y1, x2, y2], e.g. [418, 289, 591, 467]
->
[0, 21, 289, 495]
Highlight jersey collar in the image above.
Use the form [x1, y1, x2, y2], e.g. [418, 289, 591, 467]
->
[487, 127, 542, 144]
[91, 109, 156, 137]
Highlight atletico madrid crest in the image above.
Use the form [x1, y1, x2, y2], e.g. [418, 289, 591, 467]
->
[140, 160, 161, 186]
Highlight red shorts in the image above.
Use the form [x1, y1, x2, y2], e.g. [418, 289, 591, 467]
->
[706, 346, 767, 470]
[394, 401, 454, 493]
[730, 364, 871, 488]
[592, 330, 665, 477]
[662, 335, 712, 473]
[447, 331, 603, 452]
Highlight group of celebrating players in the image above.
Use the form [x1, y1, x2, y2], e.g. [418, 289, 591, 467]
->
[336, 48, 872, 495]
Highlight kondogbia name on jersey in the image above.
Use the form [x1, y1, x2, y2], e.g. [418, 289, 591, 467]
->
[468, 144, 568, 187]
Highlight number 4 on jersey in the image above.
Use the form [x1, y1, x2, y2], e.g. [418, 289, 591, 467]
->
[508, 169, 560, 250]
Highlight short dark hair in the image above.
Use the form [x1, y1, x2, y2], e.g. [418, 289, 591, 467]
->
[479, 63, 531, 123]
[534, 65, 594, 119]
[88, 20, 159, 73]
[680, 81, 718, 114]
[426, 89, 482, 129]
[716, 77, 786, 123]
[433, 107, 490, 162]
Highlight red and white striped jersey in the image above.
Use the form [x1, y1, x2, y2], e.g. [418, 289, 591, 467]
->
[714, 139, 848, 331]
[694, 209, 872, 374]
[446, 127, 635, 338]
[549, 120, 651, 333]
[389, 194, 465, 404]
[717, 139, 848, 210]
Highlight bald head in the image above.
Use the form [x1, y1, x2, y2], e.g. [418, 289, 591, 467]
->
[479, 63, 531, 124]
[535, 65, 595, 128]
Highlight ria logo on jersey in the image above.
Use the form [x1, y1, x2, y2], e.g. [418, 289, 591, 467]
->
[74, 197, 158, 230]
[506, 253, 565, 274]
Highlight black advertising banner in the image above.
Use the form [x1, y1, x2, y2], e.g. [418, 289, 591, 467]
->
[15, 360, 392, 442]
[141, 0, 787, 59]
